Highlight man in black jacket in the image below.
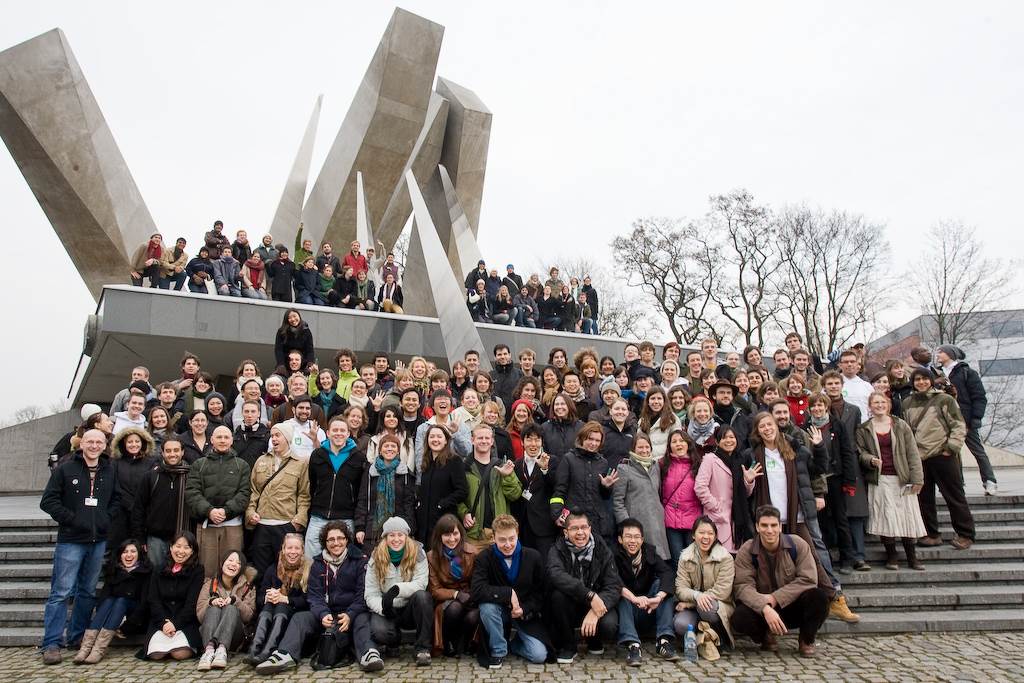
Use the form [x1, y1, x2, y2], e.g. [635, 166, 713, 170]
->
[39, 429, 120, 664]
[490, 344, 522, 410]
[613, 518, 678, 666]
[581, 276, 599, 333]
[710, 381, 751, 450]
[472, 514, 552, 668]
[937, 345, 996, 493]
[546, 510, 622, 664]
[512, 425, 560, 559]
[232, 400, 271, 467]
[306, 417, 365, 558]
[132, 437, 190, 569]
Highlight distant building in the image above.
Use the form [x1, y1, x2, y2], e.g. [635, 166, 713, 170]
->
[868, 310, 1024, 452]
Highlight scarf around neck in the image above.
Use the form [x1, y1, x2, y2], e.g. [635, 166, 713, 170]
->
[322, 547, 347, 568]
[494, 541, 523, 583]
[629, 450, 654, 471]
[567, 534, 595, 567]
[388, 546, 405, 566]
[443, 546, 463, 580]
[373, 456, 401, 532]
[687, 416, 719, 445]
[809, 414, 829, 428]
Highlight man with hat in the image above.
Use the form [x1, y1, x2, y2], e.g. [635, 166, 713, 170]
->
[465, 259, 488, 294]
[936, 345, 996, 494]
[709, 379, 751, 450]
[503, 264, 523, 294]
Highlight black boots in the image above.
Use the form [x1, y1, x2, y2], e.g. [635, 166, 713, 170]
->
[902, 537, 925, 570]
[881, 537, 899, 570]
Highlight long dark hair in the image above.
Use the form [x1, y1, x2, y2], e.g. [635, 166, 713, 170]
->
[375, 405, 407, 439]
[421, 425, 454, 471]
[108, 538, 147, 577]
[278, 308, 303, 337]
[428, 513, 470, 575]
[216, 549, 249, 590]
[164, 531, 200, 571]
[660, 429, 701, 476]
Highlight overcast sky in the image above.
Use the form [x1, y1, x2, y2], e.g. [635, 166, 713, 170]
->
[2, 1, 1022, 418]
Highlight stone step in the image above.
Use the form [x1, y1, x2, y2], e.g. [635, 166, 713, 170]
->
[0, 518, 56, 530]
[935, 525, 1024, 541]
[839, 562, 1024, 586]
[0, 530, 58, 546]
[861, 542, 1024, 563]
[937, 508, 1024, 523]
[843, 583, 1024, 610]
[0, 627, 41, 647]
[953, 494, 1024, 506]
[0, 581, 53, 601]
[0, 563, 55, 579]
[821, 607, 1024, 634]
[0, 603, 44, 625]
[0, 547, 54, 562]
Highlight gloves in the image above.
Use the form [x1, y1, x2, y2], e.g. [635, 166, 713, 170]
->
[455, 590, 471, 605]
[842, 485, 856, 497]
[826, 349, 842, 364]
[382, 585, 400, 618]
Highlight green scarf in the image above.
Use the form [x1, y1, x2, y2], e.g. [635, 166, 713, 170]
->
[373, 456, 401, 537]
[387, 546, 405, 566]
[629, 450, 654, 471]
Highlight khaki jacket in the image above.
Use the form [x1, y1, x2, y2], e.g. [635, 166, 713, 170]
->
[675, 542, 735, 640]
[246, 450, 310, 530]
[856, 417, 923, 486]
[733, 534, 817, 612]
[196, 570, 257, 625]
[901, 389, 967, 460]
[160, 247, 189, 277]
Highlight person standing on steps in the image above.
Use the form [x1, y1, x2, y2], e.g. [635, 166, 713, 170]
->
[935, 345, 997, 495]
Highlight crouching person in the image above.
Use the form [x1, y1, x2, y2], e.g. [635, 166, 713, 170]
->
[195, 550, 256, 671]
[613, 518, 679, 666]
[732, 505, 829, 657]
[364, 517, 434, 666]
[250, 534, 311, 672]
[295, 522, 383, 672]
[141, 532, 205, 661]
[472, 514, 552, 668]
[673, 516, 735, 658]
[547, 510, 622, 664]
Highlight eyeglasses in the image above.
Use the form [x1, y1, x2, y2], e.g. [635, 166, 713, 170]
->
[567, 524, 590, 532]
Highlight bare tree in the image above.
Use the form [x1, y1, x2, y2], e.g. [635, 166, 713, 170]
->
[908, 220, 1017, 344]
[611, 217, 723, 344]
[976, 325, 1024, 451]
[772, 206, 889, 356]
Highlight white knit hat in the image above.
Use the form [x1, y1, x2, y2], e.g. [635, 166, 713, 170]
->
[381, 517, 411, 536]
[80, 404, 102, 421]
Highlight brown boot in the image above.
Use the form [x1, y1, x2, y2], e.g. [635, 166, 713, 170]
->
[84, 628, 116, 664]
[882, 537, 899, 570]
[73, 629, 99, 664]
[902, 538, 925, 570]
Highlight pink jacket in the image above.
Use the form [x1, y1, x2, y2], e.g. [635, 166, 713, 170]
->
[694, 453, 755, 553]
[661, 457, 702, 531]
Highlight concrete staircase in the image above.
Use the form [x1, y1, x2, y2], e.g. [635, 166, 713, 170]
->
[0, 496, 1020, 646]
[823, 493, 1024, 635]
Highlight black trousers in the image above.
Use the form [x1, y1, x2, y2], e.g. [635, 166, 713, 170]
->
[820, 476, 854, 565]
[919, 455, 975, 540]
[277, 610, 374, 660]
[248, 524, 293, 582]
[369, 590, 434, 652]
[548, 590, 618, 652]
[731, 588, 829, 645]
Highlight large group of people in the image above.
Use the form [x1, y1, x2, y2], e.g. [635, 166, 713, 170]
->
[128, 222, 604, 334]
[39, 316, 996, 672]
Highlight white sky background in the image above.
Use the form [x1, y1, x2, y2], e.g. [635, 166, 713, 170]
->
[1, 1, 1022, 418]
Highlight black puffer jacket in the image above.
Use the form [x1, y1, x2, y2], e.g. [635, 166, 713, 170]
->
[946, 361, 987, 429]
[547, 534, 622, 609]
[600, 417, 636, 469]
[97, 557, 152, 634]
[540, 418, 583, 459]
[110, 428, 159, 518]
[550, 447, 614, 537]
[274, 321, 315, 371]
[490, 362, 523, 410]
[232, 423, 271, 467]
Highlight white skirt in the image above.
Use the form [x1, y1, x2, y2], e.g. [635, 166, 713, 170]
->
[867, 475, 927, 538]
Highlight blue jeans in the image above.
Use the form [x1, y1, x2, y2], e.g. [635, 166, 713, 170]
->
[581, 318, 597, 335]
[478, 602, 547, 663]
[666, 528, 691, 569]
[160, 272, 187, 290]
[617, 580, 676, 644]
[187, 280, 209, 293]
[804, 517, 840, 591]
[43, 541, 107, 648]
[540, 316, 561, 329]
[296, 293, 315, 305]
[90, 596, 134, 630]
[848, 516, 867, 563]
[304, 516, 353, 559]
[217, 284, 241, 296]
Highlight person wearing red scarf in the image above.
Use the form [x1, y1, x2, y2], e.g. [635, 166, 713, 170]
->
[131, 233, 164, 287]
[242, 254, 268, 300]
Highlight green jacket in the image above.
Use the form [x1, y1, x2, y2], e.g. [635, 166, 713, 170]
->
[901, 389, 967, 460]
[856, 417, 923, 486]
[294, 225, 313, 267]
[457, 457, 522, 540]
[337, 369, 360, 400]
[184, 450, 252, 521]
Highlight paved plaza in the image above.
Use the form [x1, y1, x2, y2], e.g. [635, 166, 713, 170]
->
[3, 632, 1023, 682]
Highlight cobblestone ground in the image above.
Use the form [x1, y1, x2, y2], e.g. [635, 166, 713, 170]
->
[6, 632, 1024, 682]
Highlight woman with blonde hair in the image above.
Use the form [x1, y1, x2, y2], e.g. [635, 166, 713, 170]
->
[250, 534, 313, 672]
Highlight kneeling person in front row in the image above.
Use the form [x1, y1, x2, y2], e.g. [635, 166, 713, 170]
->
[731, 505, 829, 657]
[546, 510, 622, 664]
[472, 514, 552, 668]
[613, 518, 679, 666]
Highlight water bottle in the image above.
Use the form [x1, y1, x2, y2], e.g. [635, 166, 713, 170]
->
[684, 624, 698, 663]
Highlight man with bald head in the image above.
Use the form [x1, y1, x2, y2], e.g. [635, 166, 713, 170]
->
[40, 429, 119, 664]
[185, 425, 251, 577]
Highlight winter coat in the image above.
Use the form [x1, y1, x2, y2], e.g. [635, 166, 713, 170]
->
[733, 534, 817, 612]
[547, 535, 622, 611]
[145, 563, 204, 650]
[40, 452, 119, 544]
[471, 543, 552, 655]
[267, 258, 296, 300]
[259, 560, 312, 611]
[184, 450, 251, 523]
[308, 443, 365, 521]
[511, 455, 560, 544]
[293, 267, 319, 300]
[354, 459, 416, 549]
[675, 542, 735, 642]
[902, 389, 967, 460]
[377, 281, 404, 307]
[110, 428, 158, 517]
[612, 458, 670, 560]
[185, 256, 215, 286]
[600, 417, 636, 469]
[316, 253, 342, 275]
[945, 361, 987, 429]
[427, 545, 478, 651]
[307, 546, 368, 622]
[247, 450, 311, 530]
[232, 423, 271, 468]
[550, 447, 614, 537]
[660, 455, 703, 534]
[211, 256, 241, 289]
[512, 293, 538, 323]
[856, 417, 924, 487]
[746, 439, 821, 534]
[97, 559, 152, 634]
[177, 431, 211, 465]
[581, 284, 599, 318]
[274, 322, 315, 371]
[204, 228, 230, 254]
[415, 455, 468, 544]
[132, 458, 191, 543]
[643, 415, 682, 459]
[490, 363, 523, 410]
[612, 541, 673, 601]
[364, 544, 429, 614]
[196, 571, 257, 625]
[540, 419, 583, 459]
[693, 453, 755, 553]
[458, 457, 523, 541]
[160, 247, 188, 277]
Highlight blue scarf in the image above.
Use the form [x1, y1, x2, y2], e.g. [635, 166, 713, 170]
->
[319, 389, 337, 414]
[443, 546, 463, 580]
[373, 456, 401, 533]
[322, 437, 356, 472]
[493, 541, 522, 583]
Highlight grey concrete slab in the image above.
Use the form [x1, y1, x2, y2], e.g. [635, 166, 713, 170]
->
[302, 9, 443, 249]
[0, 414, 75, 494]
[0, 29, 158, 300]
[439, 163, 484, 280]
[355, 171, 376, 253]
[269, 95, 323, 249]
[436, 77, 492, 236]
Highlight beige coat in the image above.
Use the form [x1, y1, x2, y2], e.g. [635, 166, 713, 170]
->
[675, 542, 735, 640]
[160, 247, 189, 277]
[246, 449, 310, 530]
[195, 569, 257, 626]
[856, 417, 924, 486]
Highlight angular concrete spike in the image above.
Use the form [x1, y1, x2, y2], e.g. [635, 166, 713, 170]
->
[355, 171, 375, 254]
[0, 28, 158, 300]
[439, 163, 484, 280]
[375, 91, 449, 250]
[302, 8, 443, 249]
[435, 77, 492, 236]
[404, 169, 490, 373]
[269, 94, 322, 249]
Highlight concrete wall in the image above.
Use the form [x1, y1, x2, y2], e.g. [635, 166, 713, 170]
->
[0, 409, 76, 494]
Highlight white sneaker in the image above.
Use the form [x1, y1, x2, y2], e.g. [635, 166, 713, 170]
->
[196, 649, 215, 671]
[255, 651, 295, 674]
[212, 645, 228, 669]
[984, 480, 998, 496]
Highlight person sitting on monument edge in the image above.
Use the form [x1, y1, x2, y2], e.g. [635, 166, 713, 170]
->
[377, 272, 404, 314]
[130, 232, 163, 287]
[212, 245, 242, 297]
[267, 246, 296, 303]
[513, 285, 538, 328]
[241, 251, 269, 300]
[293, 256, 319, 305]
[315, 242, 342, 275]
[467, 279, 491, 322]
[731, 504, 829, 657]
[537, 284, 562, 330]
[464, 259, 488, 293]
[342, 240, 368, 278]
[351, 269, 377, 311]
[159, 236, 189, 290]
[231, 229, 252, 263]
[313, 263, 336, 307]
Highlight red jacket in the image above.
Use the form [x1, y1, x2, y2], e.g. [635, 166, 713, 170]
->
[786, 393, 810, 428]
[342, 252, 368, 277]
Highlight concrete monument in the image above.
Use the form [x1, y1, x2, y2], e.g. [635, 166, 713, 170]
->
[269, 94, 323, 250]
